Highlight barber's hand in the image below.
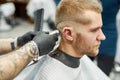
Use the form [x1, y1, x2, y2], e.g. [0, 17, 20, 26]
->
[17, 31, 36, 47]
[33, 32, 58, 56]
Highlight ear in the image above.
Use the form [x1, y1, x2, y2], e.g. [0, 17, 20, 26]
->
[62, 27, 73, 41]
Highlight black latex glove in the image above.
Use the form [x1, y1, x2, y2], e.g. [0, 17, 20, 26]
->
[33, 32, 58, 56]
[17, 31, 36, 47]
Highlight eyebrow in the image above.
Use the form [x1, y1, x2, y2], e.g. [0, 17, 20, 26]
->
[90, 26, 102, 31]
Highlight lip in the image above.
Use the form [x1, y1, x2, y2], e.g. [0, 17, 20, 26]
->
[97, 45, 100, 48]
[97, 42, 101, 47]
[96, 44, 100, 49]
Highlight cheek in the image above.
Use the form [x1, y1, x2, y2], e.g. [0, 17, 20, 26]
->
[77, 33, 91, 45]
[74, 34, 86, 50]
[74, 33, 94, 52]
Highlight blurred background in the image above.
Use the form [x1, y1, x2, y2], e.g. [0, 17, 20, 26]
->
[0, 0, 57, 38]
[0, 0, 120, 80]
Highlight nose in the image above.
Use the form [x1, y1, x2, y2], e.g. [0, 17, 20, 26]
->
[97, 29, 106, 41]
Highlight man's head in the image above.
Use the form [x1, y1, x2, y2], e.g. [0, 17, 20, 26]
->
[55, 0, 106, 58]
[55, 0, 102, 27]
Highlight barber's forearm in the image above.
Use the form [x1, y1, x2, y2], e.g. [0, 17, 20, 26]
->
[0, 38, 18, 55]
[0, 42, 38, 80]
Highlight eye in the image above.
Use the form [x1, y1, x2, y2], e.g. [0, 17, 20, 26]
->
[90, 28, 98, 32]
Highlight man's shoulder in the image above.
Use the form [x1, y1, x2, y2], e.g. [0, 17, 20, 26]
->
[80, 55, 111, 80]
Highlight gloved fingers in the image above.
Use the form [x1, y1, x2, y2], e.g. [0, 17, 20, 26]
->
[17, 31, 36, 47]
[43, 31, 49, 34]
[35, 30, 59, 42]
[50, 30, 59, 41]
[49, 30, 59, 35]
[51, 33, 59, 41]
[27, 31, 37, 37]
[35, 31, 49, 36]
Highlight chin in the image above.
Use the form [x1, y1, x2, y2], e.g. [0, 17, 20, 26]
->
[89, 54, 97, 57]
[88, 50, 99, 57]
[94, 50, 99, 56]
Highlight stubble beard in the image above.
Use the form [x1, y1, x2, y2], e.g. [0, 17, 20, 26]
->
[74, 33, 99, 57]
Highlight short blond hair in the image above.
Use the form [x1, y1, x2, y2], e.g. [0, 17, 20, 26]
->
[55, 0, 102, 29]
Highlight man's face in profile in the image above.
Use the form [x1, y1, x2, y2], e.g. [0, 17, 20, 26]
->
[72, 10, 106, 57]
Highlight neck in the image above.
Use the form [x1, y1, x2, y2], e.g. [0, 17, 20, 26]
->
[59, 42, 83, 58]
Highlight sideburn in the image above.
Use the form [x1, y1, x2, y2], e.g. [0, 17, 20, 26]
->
[73, 33, 82, 53]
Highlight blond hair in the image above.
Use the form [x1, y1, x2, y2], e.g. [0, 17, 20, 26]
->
[55, 0, 102, 30]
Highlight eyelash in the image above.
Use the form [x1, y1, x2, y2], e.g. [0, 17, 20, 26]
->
[91, 29, 98, 32]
